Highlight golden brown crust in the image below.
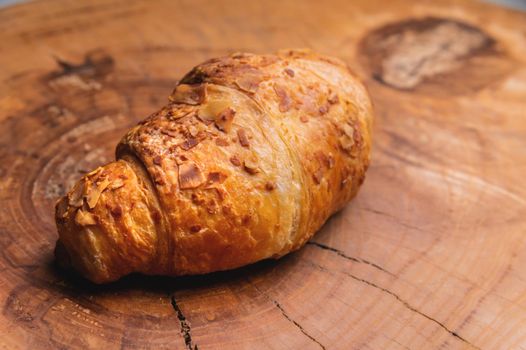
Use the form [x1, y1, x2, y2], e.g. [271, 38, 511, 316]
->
[55, 50, 373, 283]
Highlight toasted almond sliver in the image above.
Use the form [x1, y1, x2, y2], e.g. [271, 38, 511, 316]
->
[339, 135, 355, 152]
[244, 157, 259, 174]
[235, 74, 263, 93]
[87, 178, 110, 209]
[110, 178, 125, 190]
[188, 125, 199, 137]
[342, 124, 355, 138]
[237, 128, 250, 148]
[75, 209, 97, 226]
[215, 107, 236, 133]
[313, 168, 323, 184]
[68, 183, 85, 208]
[169, 84, 206, 105]
[273, 84, 292, 113]
[178, 162, 205, 189]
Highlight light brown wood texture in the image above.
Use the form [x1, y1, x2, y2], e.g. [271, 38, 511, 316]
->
[1, 0, 525, 349]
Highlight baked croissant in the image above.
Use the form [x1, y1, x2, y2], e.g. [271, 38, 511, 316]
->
[55, 50, 373, 283]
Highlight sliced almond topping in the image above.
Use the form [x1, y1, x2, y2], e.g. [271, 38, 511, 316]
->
[56, 198, 69, 219]
[211, 187, 226, 201]
[342, 124, 354, 138]
[237, 128, 250, 148]
[161, 129, 179, 138]
[178, 163, 205, 189]
[215, 137, 229, 146]
[207, 172, 227, 184]
[313, 168, 323, 184]
[273, 84, 292, 113]
[328, 93, 339, 104]
[68, 183, 85, 208]
[319, 104, 329, 115]
[87, 178, 110, 209]
[198, 99, 231, 123]
[339, 135, 355, 152]
[75, 209, 97, 226]
[188, 125, 199, 137]
[180, 138, 199, 150]
[230, 155, 241, 167]
[191, 193, 206, 205]
[86, 166, 103, 178]
[154, 173, 165, 186]
[168, 106, 194, 120]
[265, 181, 276, 191]
[284, 68, 295, 77]
[327, 153, 335, 169]
[339, 123, 358, 154]
[215, 107, 236, 133]
[169, 84, 206, 105]
[243, 157, 259, 174]
[235, 74, 263, 93]
[178, 154, 188, 162]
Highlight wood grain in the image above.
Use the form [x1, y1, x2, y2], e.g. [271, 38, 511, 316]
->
[1, 0, 526, 348]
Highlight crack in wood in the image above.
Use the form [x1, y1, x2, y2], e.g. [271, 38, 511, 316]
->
[307, 241, 394, 276]
[310, 261, 480, 350]
[170, 295, 198, 350]
[250, 281, 326, 350]
[358, 206, 431, 233]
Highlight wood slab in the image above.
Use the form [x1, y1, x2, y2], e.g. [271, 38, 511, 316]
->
[1, 0, 526, 348]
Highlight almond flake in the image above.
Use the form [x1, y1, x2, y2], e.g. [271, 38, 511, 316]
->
[328, 93, 339, 104]
[68, 183, 85, 208]
[319, 104, 329, 115]
[215, 137, 229, 146]
[180, 138, 199, 150]
[284, 68, 295, 77]
[86, 166, 103, 178]
[168, 106, 194, 121]
[87, 178, 110, 209]
[188, 125, 199, 137]
[178, 163, 205, 189]
[237, 129, 250, 148]
[75, 209, 97, 226]
[235, 74, 263, 93]
[327, 153, 335, 169]
[313, 168, 323, 184]
[230, 155, 241, 167]
[169, 84, 206, 105]
[215, 107, 236, 133]
[244, 157, 259, 174]
[198, 99, 231, 123]
[207, 172, 227, 184]
[342, 124, 354, 138]
[273, 84, 292, 112]
[339, 135, 355, 152]
[265, 181, 276, 191]
[161, 129, 179, 138]
[56, 198, 69, 219]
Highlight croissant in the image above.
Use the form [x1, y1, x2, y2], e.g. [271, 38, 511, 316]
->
[54, 50, 373, 283]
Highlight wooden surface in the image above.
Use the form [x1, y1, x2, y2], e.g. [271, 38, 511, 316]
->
[1, 0, 526, 349]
